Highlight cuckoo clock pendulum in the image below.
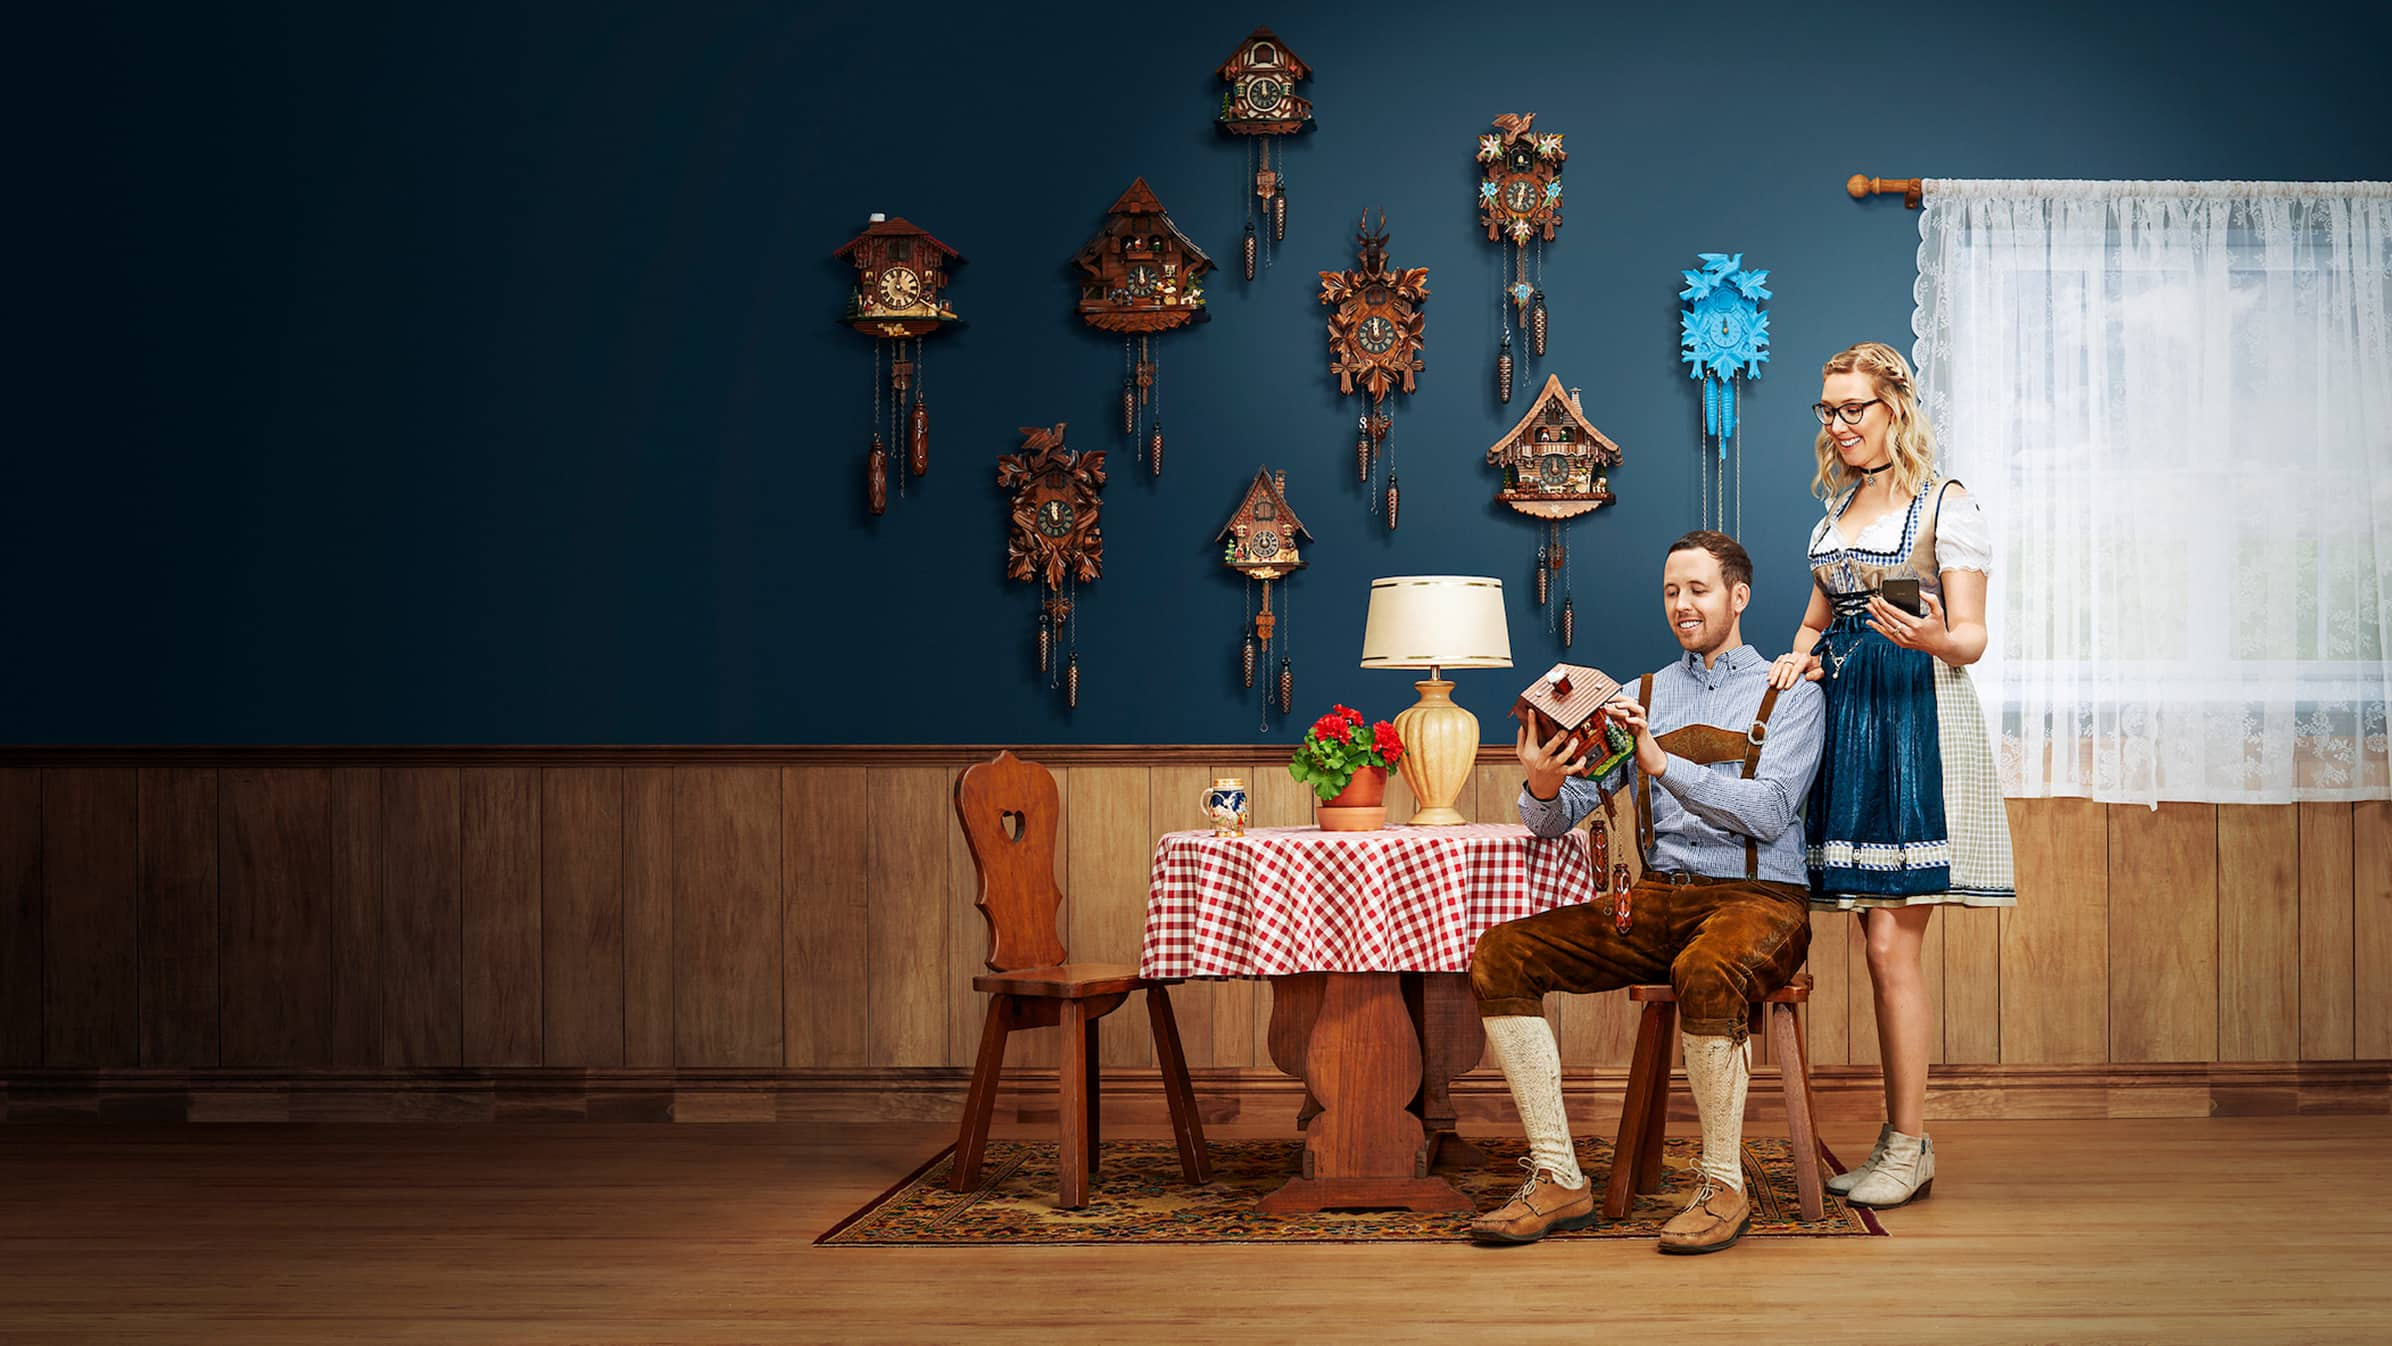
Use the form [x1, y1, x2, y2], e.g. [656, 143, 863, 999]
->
[999, 424, 1106, 709]
[835, 214, 962, 515]
[1071, 179, 1213, 478]
[1678, 253, 1771, 533]
[1215, 27, 1314, 281]
[1476, 115, 1564, 404]
[1218, 467, 1312, 729]
[1486, 375, 1624, 648]
[1318, 212, 1428, 529]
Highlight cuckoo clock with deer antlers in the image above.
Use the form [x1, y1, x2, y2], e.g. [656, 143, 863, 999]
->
[1476, 114, 1564, 405]
[836, 214, 962, 515]
[999, 423, 1105, 709]
[1216, 26, 1313, 280]
[1319, 212, 1428, 529]
[1071, 179, 1213, 479]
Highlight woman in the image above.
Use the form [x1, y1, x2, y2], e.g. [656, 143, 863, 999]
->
[1768, 342, 2015, 1208]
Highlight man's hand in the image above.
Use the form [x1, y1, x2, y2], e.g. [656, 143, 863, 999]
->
[1600, 693, 1667, 779]
[1515, 721, 1589, 801]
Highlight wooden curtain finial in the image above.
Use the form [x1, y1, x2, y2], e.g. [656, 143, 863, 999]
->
[1847, 175, 1924, 209]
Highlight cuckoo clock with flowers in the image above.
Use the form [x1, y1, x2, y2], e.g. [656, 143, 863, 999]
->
[1486, 375, 1623, 648]
[1476, 115, 1564, 405]
[1072, 179, 1213, 479]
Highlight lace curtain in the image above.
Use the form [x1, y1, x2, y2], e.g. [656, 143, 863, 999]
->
[1914, 180, 2392, 804]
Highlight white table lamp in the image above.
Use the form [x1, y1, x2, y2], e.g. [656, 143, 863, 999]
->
[1360, 576, 1514, 825]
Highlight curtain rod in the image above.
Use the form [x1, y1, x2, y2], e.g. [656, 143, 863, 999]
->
[1847, 174, 2391, 209]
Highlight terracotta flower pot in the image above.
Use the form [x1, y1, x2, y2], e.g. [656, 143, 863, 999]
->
[1316, 765, 1388, 832]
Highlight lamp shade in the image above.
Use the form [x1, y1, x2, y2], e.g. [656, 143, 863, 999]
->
[1358, 576, 1514, 670]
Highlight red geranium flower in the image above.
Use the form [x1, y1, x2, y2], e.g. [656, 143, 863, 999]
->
[1373, 722, 1405, 764]
[1332, 703, 1364, 726]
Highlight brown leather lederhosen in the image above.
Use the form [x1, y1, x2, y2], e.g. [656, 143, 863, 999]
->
[1632, 671, 1785, 880]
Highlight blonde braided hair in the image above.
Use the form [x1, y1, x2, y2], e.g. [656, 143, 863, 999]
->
[1811, 341, 1939, 502]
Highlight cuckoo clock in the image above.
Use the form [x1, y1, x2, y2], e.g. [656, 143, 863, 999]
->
[1217, 467, 1312, 726]
[1678, 253, 1772, 534]
[836, 214, 963, 515]
[1071, 179, 1213, 478]
[1486, 375, 1623, 648]
[1318, 211, 1428, 529]
[999, 423, 1105, 709]
[1216, 26, 1314, 280]
[1475, 114, 1565, 404]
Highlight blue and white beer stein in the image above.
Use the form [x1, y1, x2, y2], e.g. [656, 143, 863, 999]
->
[1203, 777, 1250, 837]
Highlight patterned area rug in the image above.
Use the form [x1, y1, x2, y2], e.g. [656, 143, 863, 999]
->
[817, 1135, 1885, 1246]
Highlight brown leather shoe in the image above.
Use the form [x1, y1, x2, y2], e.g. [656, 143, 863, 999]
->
[1656, 1176, 1751, 1254]
[1469, 1160, 1597, 1244]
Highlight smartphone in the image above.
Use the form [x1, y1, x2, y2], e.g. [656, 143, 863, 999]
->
[1879, 577, 1925, 617]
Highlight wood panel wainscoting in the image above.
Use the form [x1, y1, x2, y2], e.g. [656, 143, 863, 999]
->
[0, 747, 2385, 1123]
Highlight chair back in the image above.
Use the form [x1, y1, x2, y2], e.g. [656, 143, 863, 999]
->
[954, 751, 1069, 972]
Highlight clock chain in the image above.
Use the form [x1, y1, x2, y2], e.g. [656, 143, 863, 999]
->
[1276, 571, 1293, 720]
[1065, 575, 1081, 711]
[1147, 336, 1163, 477]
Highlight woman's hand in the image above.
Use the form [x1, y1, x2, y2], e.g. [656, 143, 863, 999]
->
[1515, 721, 1588, 801]
[1769, 652, 1823, 689]
[1867, 590, 1953, 660]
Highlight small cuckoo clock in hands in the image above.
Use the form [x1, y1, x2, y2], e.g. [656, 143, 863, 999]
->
[1318, 211, 1428, 529]
[1216, 26, 1314, 279]
[836, 214, 963, 516]
[1476, 114, 1565, 404]
[1485, 375, 1624, 649]
[1071, 179, 1213, 479]
[999, 423, 1105, 709]
[1217, 467, 1312, 725]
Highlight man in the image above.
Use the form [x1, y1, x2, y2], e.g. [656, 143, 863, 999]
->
[1468, 530, 1826, 1254]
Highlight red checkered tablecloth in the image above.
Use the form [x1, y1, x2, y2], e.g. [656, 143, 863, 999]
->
[1139, 823, 1599, 979]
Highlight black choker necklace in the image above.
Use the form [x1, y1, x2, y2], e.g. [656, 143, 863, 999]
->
[1856, 461, 1893, 481]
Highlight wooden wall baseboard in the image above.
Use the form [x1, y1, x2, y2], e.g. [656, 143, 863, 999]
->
[5, 1062, 2382, 1125]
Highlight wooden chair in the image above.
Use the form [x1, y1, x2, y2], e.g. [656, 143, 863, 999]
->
[1602, 973, 1828, 1222]
[948, 750, 1211, 1208]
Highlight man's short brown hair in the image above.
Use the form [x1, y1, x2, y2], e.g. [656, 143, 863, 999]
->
[1667, 530, 1753, 590]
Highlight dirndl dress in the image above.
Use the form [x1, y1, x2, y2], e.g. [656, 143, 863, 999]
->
[1805, 476, 2016, 910]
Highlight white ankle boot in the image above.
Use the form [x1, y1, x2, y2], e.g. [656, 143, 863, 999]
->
[1828, 1123, 1895, 1196]
[1844, 1129, 1933, 1208]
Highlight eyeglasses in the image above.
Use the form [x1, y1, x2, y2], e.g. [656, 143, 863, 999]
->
[1812, 399, 1882, 426]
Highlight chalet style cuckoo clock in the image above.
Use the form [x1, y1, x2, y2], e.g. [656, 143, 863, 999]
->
[835, 214, 962, 515]
[1476, 114, 1565, 405]
[999, 423, 1105, 709]
[1486, 375, 1622, 648]
[1678, 252, 1772, 533]
[1318, 212, 1428, 529]
[1216, 27, 1314, 280]
[1071, 179, 1213, 478]
[1217, 467, 1311, 728]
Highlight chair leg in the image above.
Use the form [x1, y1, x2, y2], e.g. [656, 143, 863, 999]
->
[1605, 1002, 1669, 1221]
[1638, 1003, 1676, 1194]
[1084, 1013, 1103, 1175]
[1772, 1003, 1826, 1221]
[950, 996, 1013, 1193]
[1146, 984, 1213, 1184]
[1056, 999, 1091, 1209]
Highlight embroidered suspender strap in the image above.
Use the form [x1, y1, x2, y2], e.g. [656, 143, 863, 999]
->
[1634, 673, 1655, 860]
[1740, 683, 1785, 879]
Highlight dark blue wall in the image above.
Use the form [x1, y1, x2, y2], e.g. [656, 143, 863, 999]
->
[13, 1, 2390, 743]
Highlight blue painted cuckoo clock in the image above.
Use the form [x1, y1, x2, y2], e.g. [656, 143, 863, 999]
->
[1678, 252, 1771, 532]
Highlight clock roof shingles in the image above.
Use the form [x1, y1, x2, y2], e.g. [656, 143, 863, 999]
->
[1215, 468, 1312, 543]
[1217, 26, 1312, 80]
[1072, 178, 1214, 279]
[833, 216, 962, 263]
[1485, 375, 1622, 467]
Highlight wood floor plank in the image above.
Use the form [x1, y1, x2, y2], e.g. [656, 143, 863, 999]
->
[786, 767, 869, 1069]
[218, 770, 331, 1068]
[2298, 802, 2356, 1061]
[380, 769, 462, 1067]
[622, 768, 673, 1068]
[43, 769, 138, 1067]
[326, 768, 380, 1067]
[2354, 802, 2392, 1061]
[2217, 806, 2299, 1062]
[864, 767, 949, 1068]
[462, 769, 541, 1066]
[542, 768, 623, 1068]
[1066, 766, 1152, 1069]
[137, 768, 218, 1068]
[0, 771, 42, 1067]
[2002, 798, 2107, 1064]
[674, 769, 782, 1068]
[2109, 804, 2219, 1063]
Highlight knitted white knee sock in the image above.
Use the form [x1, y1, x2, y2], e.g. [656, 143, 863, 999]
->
[1682, 1032, 1751, 1193]
[1481, 1015, 1583, 1188]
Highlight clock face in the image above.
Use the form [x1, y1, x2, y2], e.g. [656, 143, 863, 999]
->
[1539, 453, 1570, 485]
[1503, 178, 1538, 214]
[1357, 315, 1397, 355]
[1037, 498, 1075, 537]
[1125, 263, 1159, 298]
[877, 266, 922, 308]
[1250, 528, 1281, 559]
[1245, 77, 1285, 113]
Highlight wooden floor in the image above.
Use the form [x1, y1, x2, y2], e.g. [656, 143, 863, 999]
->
[3, 1115, 2389, 1345]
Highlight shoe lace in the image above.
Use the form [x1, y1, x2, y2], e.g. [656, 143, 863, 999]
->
[1681, 1174, 1720, 1212]
[1505, 1156, 1545, 1206]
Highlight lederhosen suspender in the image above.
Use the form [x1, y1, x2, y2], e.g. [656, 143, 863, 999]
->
[1632, 671, 1786, 881]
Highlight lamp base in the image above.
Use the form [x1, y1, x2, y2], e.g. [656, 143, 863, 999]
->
[1394, 679, 1479, 826]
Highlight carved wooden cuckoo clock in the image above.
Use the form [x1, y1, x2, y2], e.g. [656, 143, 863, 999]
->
[1485, 375, 1622, 648]
[836, 213, 962, 515]
[1476, 114, 1565, 404]
[1217, 467, 1311, 726]
[1071, 179, 1213, 478]
[999, 423, 1105, 709]
[1216, 26, 1313, 280]
[1318, 211, 1428, 529]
